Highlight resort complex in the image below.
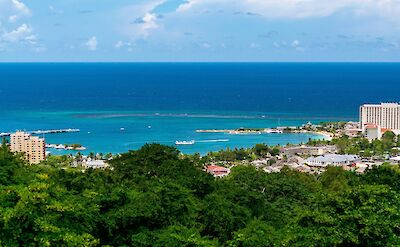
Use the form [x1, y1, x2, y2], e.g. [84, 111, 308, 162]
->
[360, 103, 400, 139]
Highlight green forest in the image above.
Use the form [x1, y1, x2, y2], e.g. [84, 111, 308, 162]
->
[1, 141, 400, 246]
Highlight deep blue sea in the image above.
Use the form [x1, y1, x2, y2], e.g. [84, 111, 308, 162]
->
[0, 63, 399, 155]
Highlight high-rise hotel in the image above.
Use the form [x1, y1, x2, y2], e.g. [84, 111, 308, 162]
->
[10, 131, 46, 164]
[360, 103, 400, 135]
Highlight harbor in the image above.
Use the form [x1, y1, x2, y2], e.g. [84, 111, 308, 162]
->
[0, 110, 335, 155]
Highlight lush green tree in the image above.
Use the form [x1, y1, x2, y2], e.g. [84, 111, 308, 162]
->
[319, 166, 358, 192]
[228, 219, 283, 247]
[0, 139, 25, 185]
[293, 185, 400, 246]
[253, 143, 270, 157]
[200, 193, 251, 242]
[2, 142, 400, 246]
[362, 165, 400, 192]
[0, 172, 100, 246]
[154, 225, 218, 247]
[269, 147, 281, 157]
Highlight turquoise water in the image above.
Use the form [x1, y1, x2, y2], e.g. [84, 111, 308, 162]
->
[2, 62, 398, 155]
[1, 110, 335, 155]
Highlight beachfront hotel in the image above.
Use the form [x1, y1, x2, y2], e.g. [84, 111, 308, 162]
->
[360, 103, 400, 135]
[10, 131, 46, 164]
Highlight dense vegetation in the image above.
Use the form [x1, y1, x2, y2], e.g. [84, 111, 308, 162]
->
[1, 141, 400, 246]
[203, 144, 281, 162]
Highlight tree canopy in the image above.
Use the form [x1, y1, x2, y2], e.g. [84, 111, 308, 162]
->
[1, 143, 400, 246]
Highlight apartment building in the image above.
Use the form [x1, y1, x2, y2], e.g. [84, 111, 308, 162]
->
[10, 131, 46, 164]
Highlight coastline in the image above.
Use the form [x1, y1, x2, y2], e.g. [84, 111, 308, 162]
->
[2, 110, 341, 155]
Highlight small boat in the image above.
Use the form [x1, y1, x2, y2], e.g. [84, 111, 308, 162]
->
[120, 128, 125, 131]
[264, 129, 283, 134]
[175, 140, 195, 145]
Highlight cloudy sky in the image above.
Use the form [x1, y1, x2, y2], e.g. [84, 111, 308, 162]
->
[1, 0, 400, 62]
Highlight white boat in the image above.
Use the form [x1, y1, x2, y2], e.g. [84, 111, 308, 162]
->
[264, 129, 283, 134]
[175, 140, 195, 145]
[120, 128, 125, 131]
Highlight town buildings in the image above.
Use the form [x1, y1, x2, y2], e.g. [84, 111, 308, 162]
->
[10, 131, 46, 164]
[360, 103, 400, 135]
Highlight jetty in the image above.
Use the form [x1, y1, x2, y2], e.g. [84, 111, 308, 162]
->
[0, 128, 80, 137]
[46, 143, 86, 151]
[196, 128, 283, 135]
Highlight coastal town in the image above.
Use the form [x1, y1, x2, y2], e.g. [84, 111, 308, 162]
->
[2, 2, 400, 244]
[205, 103, 400, 177]
[3, 103, 400, 177]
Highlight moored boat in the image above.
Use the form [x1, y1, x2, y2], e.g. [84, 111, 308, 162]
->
[175, 140, 195, 145]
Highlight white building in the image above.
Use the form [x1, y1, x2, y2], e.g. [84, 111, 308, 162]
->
[83, 160, 108, 169]
[305, 154, 360, 167]
[360, 103, 400, 134]
[364, 124, 382, 141]
[389, 156, 400, 164]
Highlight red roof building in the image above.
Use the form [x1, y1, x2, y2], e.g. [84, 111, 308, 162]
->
[205, 165, 231, 177]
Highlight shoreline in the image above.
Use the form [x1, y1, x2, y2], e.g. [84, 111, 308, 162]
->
[195, 128, 333, 140]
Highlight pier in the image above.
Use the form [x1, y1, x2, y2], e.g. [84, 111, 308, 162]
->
[0, 128, 80, 137]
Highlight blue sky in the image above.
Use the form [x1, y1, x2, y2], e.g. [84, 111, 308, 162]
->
[0, 0, 400, 62]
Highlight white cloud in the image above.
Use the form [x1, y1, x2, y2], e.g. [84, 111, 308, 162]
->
[118, 0, 166, 40]
[114, 40, 133, 50]
[11, 0, 30, 15]
[24, 34, 36, 44]
[140, 12, 159, 35]
[0, 1, 41, 51]
[200, 42, 211, 48]
[48, 5, 62, 15]
[291, 39, 305, 51]
[176, 0, 400, 21]
[115, 41, 124, 49]
[291, 40, 300, 47]
[2, 23, 34, 42]
[0, 0, 30, 21]
[177, 0, 200, 12]
[85, 36, 98, 51]
[8, 15, 17, 22]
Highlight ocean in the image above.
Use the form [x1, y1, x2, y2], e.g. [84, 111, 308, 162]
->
[0, 63, 399, 155]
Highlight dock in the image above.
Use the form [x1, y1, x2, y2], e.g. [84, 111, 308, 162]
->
[0, 128, 80, 137]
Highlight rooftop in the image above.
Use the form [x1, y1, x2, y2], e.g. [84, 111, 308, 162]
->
[306, 154, 359, 164]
